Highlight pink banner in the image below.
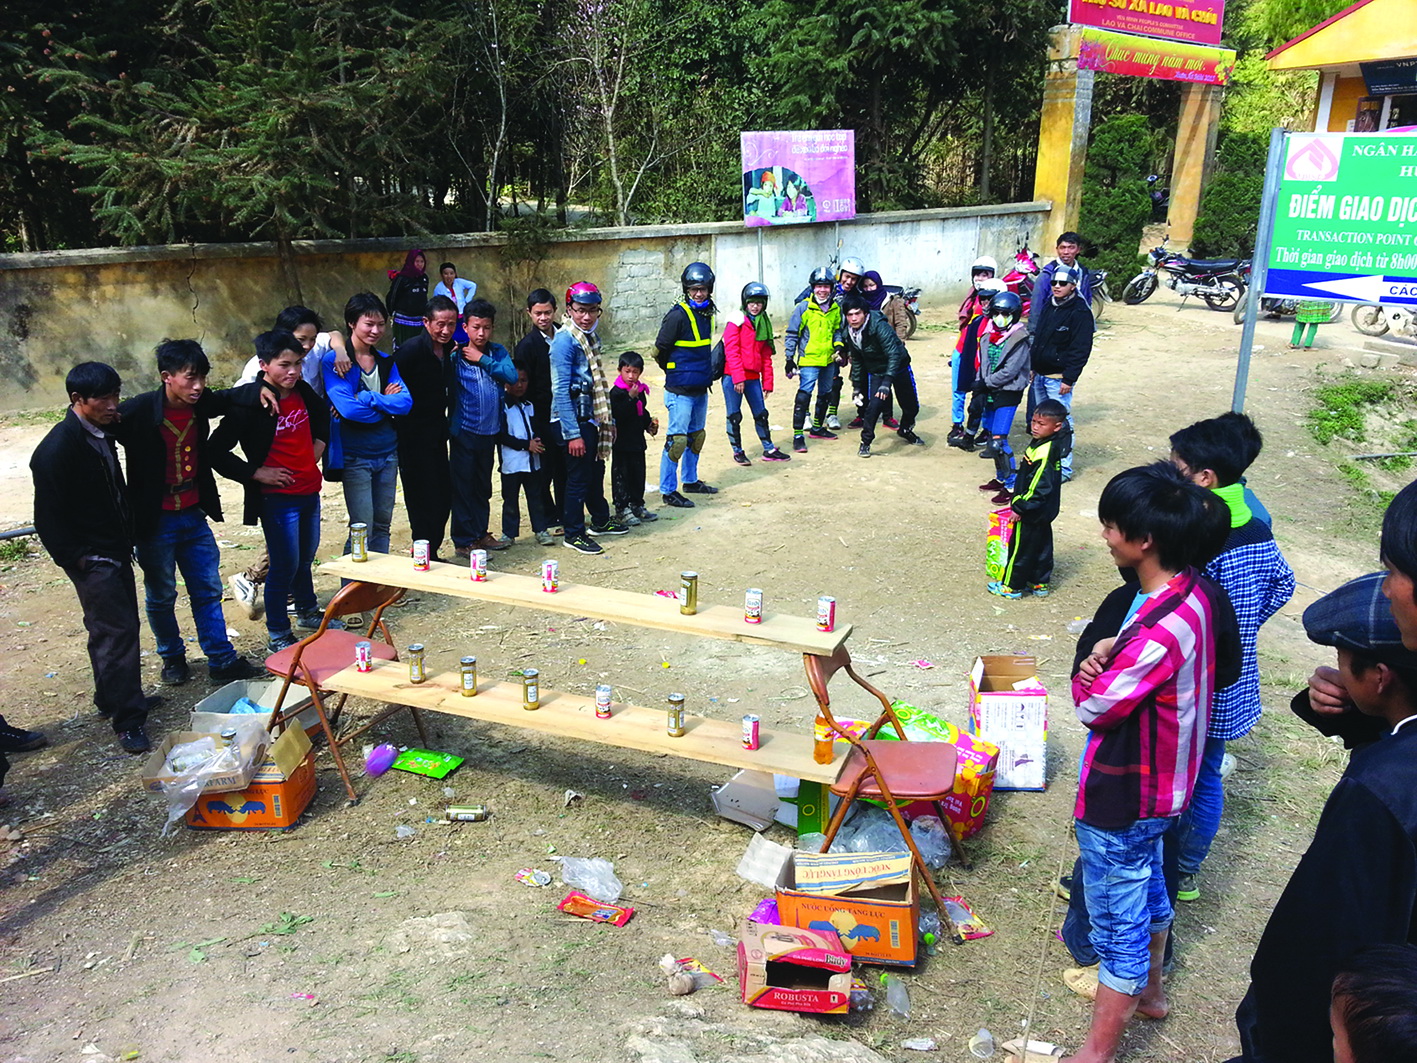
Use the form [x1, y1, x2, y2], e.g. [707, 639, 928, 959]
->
[740, 130, 856, 228]
[1069, 0, 1225, 48]
[1078, 28, 1236, 85]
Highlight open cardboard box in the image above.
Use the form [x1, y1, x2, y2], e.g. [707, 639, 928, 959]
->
[140, 729, 268, 795]
[775, 850, 919, 966]
[194, 677, 320, 736]
[967, 655, 1048, 791]
[737, 920, 852, 1014]
[185, 724, 315, 831]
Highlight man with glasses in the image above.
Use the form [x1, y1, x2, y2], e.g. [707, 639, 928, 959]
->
[1029, 265, 1094, 482]
[1030, 231, 1094, 331]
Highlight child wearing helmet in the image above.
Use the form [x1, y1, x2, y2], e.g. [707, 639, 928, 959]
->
[783, 267, 845, 452]
[958, 256, 999, 330]
[950, 276, 1004, 450]
[653, 262, 720, 508]
[722, 282, 791, 466]
[975, 291, 1033, 504]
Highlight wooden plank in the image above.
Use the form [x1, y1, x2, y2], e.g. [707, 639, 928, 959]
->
[323, 660, 844, 785]
[321, 553, 851, 656]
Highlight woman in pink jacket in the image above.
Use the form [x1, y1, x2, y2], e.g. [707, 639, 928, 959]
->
[722, 282, 791, 466]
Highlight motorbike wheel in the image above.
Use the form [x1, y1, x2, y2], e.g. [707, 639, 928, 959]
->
[904, 308, 917, 340]
[1202, 278, 1244, 311]
[1351, 304, 1389, 336]
[1121, 274, 1157, 305]
[1231, 288, 1248, 326]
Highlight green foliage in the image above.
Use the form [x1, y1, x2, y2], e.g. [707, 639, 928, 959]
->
[1308, 378, 1395, 445]
[1080, 115, 1158, 286]
[1239, 0, 1353, 51]
[1191, 132, 1269, 257]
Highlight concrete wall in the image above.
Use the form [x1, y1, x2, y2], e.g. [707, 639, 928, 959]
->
[0, 202, 1047, 410]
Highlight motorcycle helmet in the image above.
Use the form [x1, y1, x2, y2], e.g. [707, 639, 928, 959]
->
[971, 255, 999, 278]
[975, 281, 1004, 302]
[681, 262, 715, 294]
[809, 266, 835, 287]
[839, 256, 866, 280]
[1052, 265, 1080, 288]
[741, 281, 770, 309]
[565, 281, 602, 306]
[987, 291, 1022, 329]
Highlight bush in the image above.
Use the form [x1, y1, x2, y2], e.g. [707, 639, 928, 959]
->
[1191, 132, 1267, 257]
[1080, 115, 1159, 290]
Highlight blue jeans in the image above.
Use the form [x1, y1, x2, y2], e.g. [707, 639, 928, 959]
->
[557, 421, 610, 537]
[659, 390, 709, 494]
[261, 492, 321, 638]
[341, 451, 399, 555]
[721, 377, 774, 453]
[796, 363, 838, 401]
[951, 356, 969, 423]
[135, 509, 239, 667]
[1029, 375, 1074, 475]
[1174, 736, 1227, 876]
[1075, 816, 1174, 995]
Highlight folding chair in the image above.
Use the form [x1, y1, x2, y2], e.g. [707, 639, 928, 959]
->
[803, 645, 968, 943]
[265, 581, 426, 803]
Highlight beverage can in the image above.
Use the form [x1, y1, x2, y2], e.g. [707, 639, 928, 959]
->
[679, 571, 698, 615]
[355, 641, 373, 673]
[408, 643, 425, 684]
[470, 549, 488, 581]
[817, 596, 837, 632]
[744, 587, 764, 624]
[541, 559, 559, 593]
[412, 539, 430, 571]
[350, 522, 369, 562]
[522, 668, 540, 710]
[742, 714, 760, 750]
[595, 683, 613, 719]
[460, 655, 478, 697]
[447, 805, 490, 822]
[667, 693, 686, 737]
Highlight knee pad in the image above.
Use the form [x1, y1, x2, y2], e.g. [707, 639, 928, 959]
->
[727, 412, 743, 428]
[665, 433, 688, 462]
[688, 429, 706, 455]
[753, 409, 771, 431]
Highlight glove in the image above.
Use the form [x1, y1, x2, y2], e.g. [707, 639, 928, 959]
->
[833, 348, 850, 367]
[784, 358, 797, 379]
[875, 388, 890, 402]
[852, 392, 865, 407]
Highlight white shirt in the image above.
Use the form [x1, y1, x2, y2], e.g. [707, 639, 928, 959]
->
[433, 278, 477, 314]
[237, 332, 334, 397]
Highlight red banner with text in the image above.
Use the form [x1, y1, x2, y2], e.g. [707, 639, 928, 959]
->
[1078, 27, 1237, 85]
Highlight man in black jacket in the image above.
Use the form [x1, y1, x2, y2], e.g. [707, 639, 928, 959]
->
[114, 340, 261, 687]
[839, 294, 925, 458]
[30, 363, 153, 753]
[514, 288, 564, 527]
[393, 295, 457, 559]
[1029, 265, 1094, 481]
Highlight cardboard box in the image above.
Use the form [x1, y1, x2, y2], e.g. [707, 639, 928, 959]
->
[711, 770, 780, 832]
[194, 678, 320, 736]
[737, 920, 852, 1014]
[888, 705, 1001, 840]
[140, 730, 268, 795]
[775, 851, 919, 967]
[968, 655, 1048, 791]
[185, 725, 316, 831]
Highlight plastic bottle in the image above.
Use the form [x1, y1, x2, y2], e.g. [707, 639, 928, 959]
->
[881, 972, 911, 1018]
[918, 910, 941, 955]
[813, 712, 834, 764]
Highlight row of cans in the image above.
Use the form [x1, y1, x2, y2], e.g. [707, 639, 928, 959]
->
[677, 572, 835, 632]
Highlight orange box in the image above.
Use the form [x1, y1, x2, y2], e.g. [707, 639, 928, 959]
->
[937, 726, 1000, 839]
[185, 726, 316, 831]
[775, 852, 919, 967]
[737, 920, 852, 1014]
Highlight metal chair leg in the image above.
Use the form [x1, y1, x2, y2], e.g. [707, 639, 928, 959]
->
[307, 688, 359, 803]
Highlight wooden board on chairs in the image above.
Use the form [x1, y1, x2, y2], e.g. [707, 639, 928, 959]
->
[322, 660, 844, 785]
[320, 553, 851, 656]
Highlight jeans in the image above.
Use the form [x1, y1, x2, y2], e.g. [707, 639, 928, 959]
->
[1074, 816, 1174, 995]
[64, 559, 148, 732]
[449, 432, 497, 547]
[951, 355, 969, 423]
[793, 363, 839, 431]
[721, 377, 774, 453]
[341, 451, 399, 555]
[1030, 375, 1074, 475]
[261, 492, 321, 638]
[1174, 737, 1227, 875]
[659, 390, 708, 494]
[558, 421, 611, 536]
[134, 508, 237, 667]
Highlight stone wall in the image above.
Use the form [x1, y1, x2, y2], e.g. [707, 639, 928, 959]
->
[0, 202, 1047, 410]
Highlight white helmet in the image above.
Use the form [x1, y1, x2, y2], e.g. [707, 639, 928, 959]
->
[839, 256, 866, 279]
[972, 255, 999, 290]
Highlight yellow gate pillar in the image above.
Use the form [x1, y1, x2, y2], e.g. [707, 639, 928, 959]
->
[1168, 83, 1222, 249]
[1033, 25, 1094, 247]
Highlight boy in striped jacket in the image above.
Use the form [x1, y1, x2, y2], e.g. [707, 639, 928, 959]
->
[1061, 463, 1239, 1063]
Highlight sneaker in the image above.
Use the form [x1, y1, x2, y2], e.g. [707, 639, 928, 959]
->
[762, 448, 791, 462]
[209, 656, 262, 684]
[563, 533, 603, 555]
[267, 631, 299, 653]
[793, 435, 808, 453]
[988, 580, 1022, 600]
[883, 417, 900, 429]
[661, 491, 694, 508]
[825, 413, 842, 430]
[1176, 873, 1200, 902]
[1054, 873, 1073, 902]
[897, 429, 926, 446]
[0, 716, 47, 754]
[631, 505, 659, 523]
[119, 727, 152, 755]
[979, 479, 1006, 493]
[160, 658, 191, 686]
[682, 480, 718, 494]
[229, 573, 264, 620]
[296, 612, 346, 631]
[588, 519, 630, 536]
[991, 491, 1012, 505]
[807, 426, 837, 440]
[858, 443, 871, 458]
[732, 450, 752, 467]
[535, 530, 556, 546]
[1219, 752, 1238, 780]
[1031, 584, 1050, 598]
[846, 416, 864, 429]
[947, 424, 966, 446]
[957, 434, 977, 452]
[618, 507, 642, 527]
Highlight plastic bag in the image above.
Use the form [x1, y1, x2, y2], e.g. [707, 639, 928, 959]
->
[910, 815, 952, 869]
[557, 856, 623, 902]
[832, 806, 907, 854]
[156, 719, 270, 838]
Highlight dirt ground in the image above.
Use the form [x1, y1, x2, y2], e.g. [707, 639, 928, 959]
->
[0, 290, 1407, 1063]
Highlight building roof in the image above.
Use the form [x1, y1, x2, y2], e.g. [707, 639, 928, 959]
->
[1267, 0, 1417, 71]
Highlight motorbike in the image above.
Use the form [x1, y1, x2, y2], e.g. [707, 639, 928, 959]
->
[1351, 302, 1417, 339]
[882, 284, 922, 338]
[1147, 175, 1169, 222]
[1089, 269, 1112, 323]
[1230, 277, 1346, 326]
[1122, 241, 1246, 311]
[1000, 245, 1041, 315]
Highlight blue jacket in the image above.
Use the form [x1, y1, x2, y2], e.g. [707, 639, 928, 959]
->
[653, 302, 714, 393]
[449, 343, 517, 436]
[323, 350, 412, 459]
[549, 325, 605, 429]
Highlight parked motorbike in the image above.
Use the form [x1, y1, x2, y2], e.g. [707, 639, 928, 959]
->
[882, 284, 922, 338]
[1122, 241, 1246, 311]
[1230, 283, 1346, 326]
[1147, 175, 1169, 222]
[1001, 245, 1041, 315]
[1089, 269, 1112, 323]
[1351, 302, 1417, 339]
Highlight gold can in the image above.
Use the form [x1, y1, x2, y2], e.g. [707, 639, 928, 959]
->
[408, 644, 426, 684]
[679, 572, 698, 615]
[667, 692, 686, 737]
[522, 668, 540, 710]
[350, 522, 369, 562]
[460, 655, 478, 697]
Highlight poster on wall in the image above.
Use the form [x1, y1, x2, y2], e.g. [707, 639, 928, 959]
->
[1077, 27, 1236, 85]
[740, 130, 856, 228]
[1068, 0, 1225, 48]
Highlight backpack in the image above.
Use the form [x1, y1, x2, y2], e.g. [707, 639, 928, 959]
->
[710, 339, 726, 382]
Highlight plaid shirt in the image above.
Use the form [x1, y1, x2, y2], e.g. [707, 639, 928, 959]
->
[1204, 517, 1295, 740]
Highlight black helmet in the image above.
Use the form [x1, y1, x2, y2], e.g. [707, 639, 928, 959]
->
[987, 290, 1023, 326]
[741, 281, 770, 308]
[809, 266, 834, 287]
[681, 262, 715, 293]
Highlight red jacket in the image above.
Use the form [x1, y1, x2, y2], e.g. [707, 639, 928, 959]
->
[723, 311, 776, 392]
